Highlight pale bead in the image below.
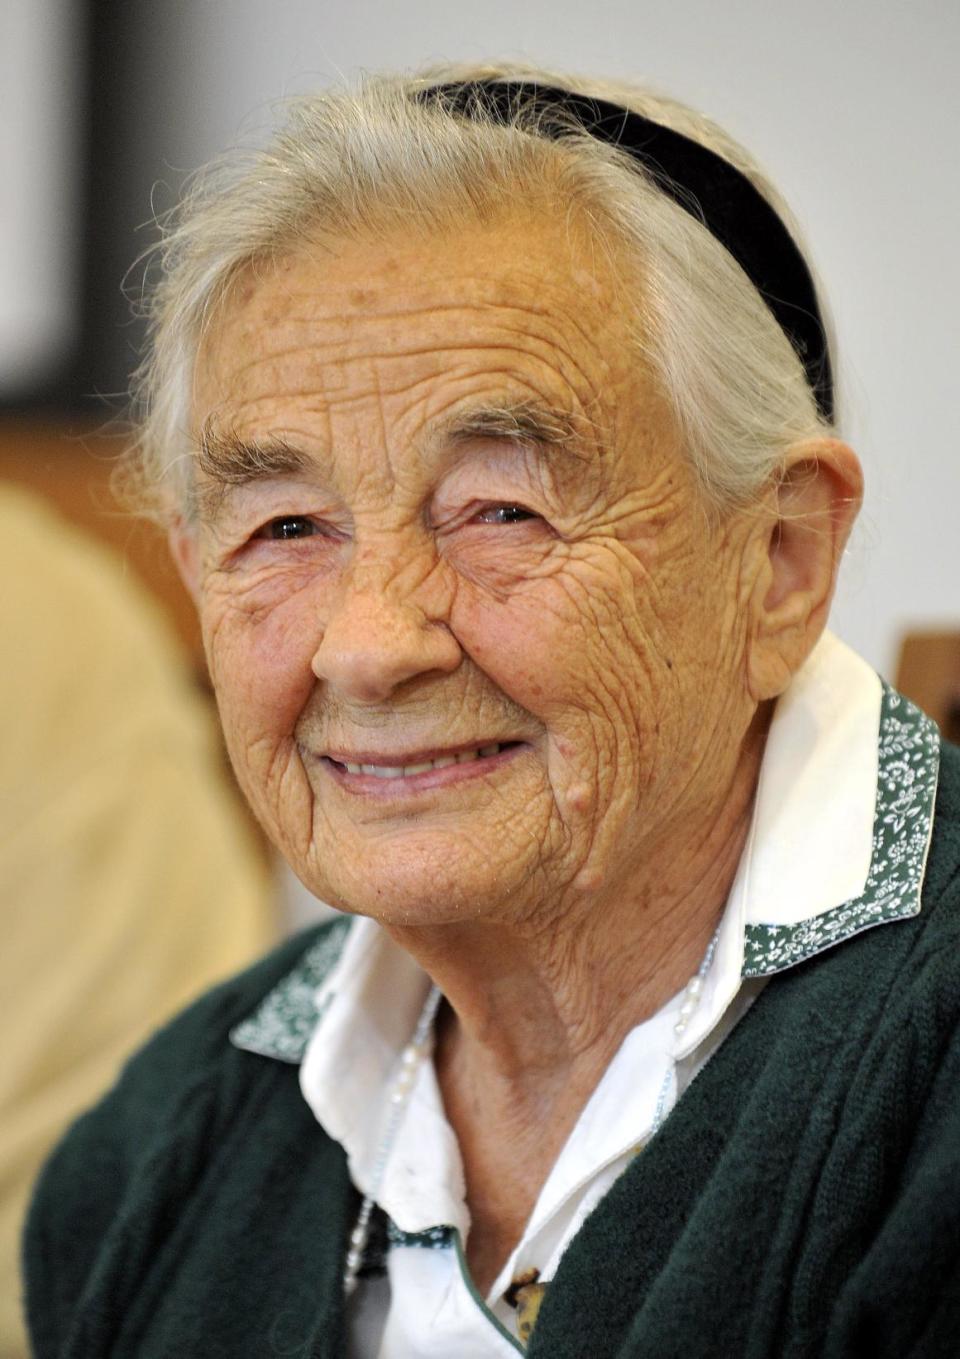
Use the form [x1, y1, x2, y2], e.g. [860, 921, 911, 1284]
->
[350, 1225, 367, 1247]
[673, 1019, 688, 1037]
[393, 1066, 416, 1094]
[686, 976, 704, 998]
[678, 997, 698, 1021]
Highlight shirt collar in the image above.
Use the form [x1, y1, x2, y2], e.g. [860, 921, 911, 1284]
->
[740, 631, 939, 977]
[230, 632, 940, 1064]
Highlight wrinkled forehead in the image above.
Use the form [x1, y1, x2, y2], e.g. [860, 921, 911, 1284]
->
[189, 213, 670, 483]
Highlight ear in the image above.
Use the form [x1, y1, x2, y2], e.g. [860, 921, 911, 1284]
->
[168, 516, 203, 606]
[746, 439, 863, 701]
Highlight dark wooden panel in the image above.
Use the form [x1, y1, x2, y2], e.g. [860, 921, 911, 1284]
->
[896, 632, 960, 743]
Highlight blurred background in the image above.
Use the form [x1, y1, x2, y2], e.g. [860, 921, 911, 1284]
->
[0, 2, 957, 1350]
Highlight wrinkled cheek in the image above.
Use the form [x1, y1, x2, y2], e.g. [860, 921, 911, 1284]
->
[450, 581, 579, 710]
[542, 628, 670, 861]
[452, 586, 640, 854]
[202, 608, 317, 820]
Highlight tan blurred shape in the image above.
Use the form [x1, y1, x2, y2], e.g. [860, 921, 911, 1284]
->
[0, 460, 275, 1356]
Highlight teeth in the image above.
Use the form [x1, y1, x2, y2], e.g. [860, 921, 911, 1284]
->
[340, 743, 505, 778]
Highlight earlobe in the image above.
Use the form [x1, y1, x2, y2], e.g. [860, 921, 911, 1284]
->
[168, 518, 203, 605]
[746, 439, 863, 701]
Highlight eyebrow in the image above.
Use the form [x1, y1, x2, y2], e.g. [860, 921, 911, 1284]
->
[190, 398, 595, 520]
[431, 399, 593, 465]
[191, 422, 313, 520]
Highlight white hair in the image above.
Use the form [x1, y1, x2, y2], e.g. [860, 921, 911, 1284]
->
[126, 61, 836, 520]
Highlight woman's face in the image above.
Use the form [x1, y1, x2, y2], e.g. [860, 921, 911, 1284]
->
[183, 212, 762, 929]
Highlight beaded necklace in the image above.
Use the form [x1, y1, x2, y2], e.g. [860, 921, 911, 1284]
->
[343, 982, 443, 1296]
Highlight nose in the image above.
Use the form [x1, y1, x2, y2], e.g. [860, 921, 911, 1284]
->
[310, 556, 462, 703]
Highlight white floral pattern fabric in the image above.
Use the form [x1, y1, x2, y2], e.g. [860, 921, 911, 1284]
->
[742, 685, 940, 977]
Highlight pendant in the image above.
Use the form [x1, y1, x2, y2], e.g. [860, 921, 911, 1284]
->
[507, 1268, 549, 1348]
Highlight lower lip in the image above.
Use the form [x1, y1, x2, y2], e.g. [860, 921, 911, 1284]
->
[317, 743, 525, 796]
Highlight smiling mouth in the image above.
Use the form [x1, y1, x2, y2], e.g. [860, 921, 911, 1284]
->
[323, 740, 523, 780]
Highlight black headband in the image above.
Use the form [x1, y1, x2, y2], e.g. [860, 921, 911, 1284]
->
[418, 81, 834, 423]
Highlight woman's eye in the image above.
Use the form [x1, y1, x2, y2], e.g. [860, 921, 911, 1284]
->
[254, 516, 319, 541]
[473, 505, 537, 525]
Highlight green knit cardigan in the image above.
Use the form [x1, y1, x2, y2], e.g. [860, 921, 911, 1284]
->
[24, 743, 960, 1358]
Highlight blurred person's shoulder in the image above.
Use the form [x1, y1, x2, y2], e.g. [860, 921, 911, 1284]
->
[0, 482, 187, 676]
[0, 484, 208, 780]
[0, 484, 226, 845]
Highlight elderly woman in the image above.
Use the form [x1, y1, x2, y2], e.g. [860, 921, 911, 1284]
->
[24, 66, 960, 1359]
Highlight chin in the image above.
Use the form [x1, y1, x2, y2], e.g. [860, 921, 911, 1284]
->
[305, 831, 524, 931]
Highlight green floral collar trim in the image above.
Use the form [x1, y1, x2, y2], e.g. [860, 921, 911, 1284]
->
[231, 684, 941, 1061]
[742, 684, 939, 977]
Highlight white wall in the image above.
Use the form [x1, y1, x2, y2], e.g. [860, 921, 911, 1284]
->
[154, 0, 958, 678]
[0, 0, 80, 394]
